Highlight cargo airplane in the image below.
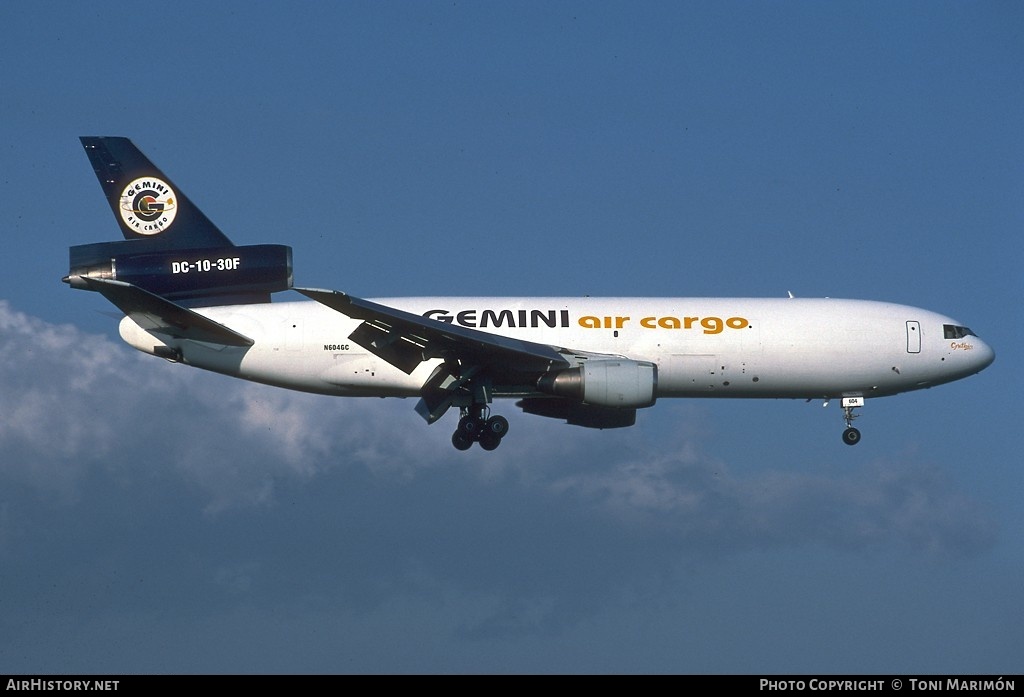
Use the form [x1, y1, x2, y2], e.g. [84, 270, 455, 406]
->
[65, 137, 995, 450]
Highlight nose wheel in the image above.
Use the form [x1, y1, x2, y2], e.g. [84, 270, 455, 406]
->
[842, 427, 861, 446]
[840, 397, 864, 446]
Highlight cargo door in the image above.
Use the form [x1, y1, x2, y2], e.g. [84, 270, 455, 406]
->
[906, 321, 921, 354]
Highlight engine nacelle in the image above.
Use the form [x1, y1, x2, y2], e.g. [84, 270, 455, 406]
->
[67, 243, 292, 301]
[536, 360, 658, 409]
[517, 398, 638, 429]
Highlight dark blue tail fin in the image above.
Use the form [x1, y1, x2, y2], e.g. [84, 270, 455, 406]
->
[80, 136, 233, 248]
[69, 137, 292, 306]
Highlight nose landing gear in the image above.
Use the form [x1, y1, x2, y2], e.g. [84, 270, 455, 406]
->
[840, 397, 864, 446]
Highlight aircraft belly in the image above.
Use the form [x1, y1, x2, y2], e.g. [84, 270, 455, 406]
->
[320, 353, 423, 397]
[652, 340, 915, 399]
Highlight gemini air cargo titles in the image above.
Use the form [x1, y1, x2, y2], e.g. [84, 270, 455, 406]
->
[66, 137, 995, 451]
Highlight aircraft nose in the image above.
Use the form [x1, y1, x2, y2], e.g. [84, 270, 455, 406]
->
[974, 339, 996, 373]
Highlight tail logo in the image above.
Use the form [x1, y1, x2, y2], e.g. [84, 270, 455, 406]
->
[119, 178, 178, 235]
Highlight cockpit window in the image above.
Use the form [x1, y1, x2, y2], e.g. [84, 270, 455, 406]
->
[944, 325, 977, 339]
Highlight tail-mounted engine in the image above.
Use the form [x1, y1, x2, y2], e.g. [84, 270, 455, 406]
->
[66, 241, 292, 304]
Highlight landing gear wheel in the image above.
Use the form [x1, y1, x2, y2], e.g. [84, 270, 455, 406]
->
[842, 427, 861, 446]
[479, 432, 502, 451]
[452, 431, 474, 451]
[459, 415, 482, 436]
[485, 415, 509, 438]
[448, 381, 507, 451]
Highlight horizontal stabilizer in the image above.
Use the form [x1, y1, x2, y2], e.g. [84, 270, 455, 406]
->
[81, 277, 254, 347]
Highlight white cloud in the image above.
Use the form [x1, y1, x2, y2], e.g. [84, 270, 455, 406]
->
[0, 300, 996, 555]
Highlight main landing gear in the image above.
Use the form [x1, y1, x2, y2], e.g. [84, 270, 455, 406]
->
[840, 396, 864, 446]
[451, 406, 510, 451]
[425, 365, 510, 451]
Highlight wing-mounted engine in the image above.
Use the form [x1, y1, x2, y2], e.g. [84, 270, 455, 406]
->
[516, 398, 638, 429]
[536, 359, 658, 408]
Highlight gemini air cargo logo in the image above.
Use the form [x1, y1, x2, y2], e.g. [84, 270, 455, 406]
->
[119, 177, 178, 234]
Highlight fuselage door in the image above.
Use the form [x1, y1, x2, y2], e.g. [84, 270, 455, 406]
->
[906, 320, 921, 354]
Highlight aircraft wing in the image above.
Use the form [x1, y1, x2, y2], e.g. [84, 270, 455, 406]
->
[81, 277, 254, 347]
[295, 288, 571, 374]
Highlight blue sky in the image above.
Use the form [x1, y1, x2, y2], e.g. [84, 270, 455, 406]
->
[1, 1, 1021, 673]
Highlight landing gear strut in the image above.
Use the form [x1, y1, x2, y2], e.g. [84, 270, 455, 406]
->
[451, 405, 510, 451]
[421, 363, 512, 451]
[840, 397, 864, 446]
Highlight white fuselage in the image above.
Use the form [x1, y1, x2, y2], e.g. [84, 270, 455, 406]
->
[118, 296, 995, 404]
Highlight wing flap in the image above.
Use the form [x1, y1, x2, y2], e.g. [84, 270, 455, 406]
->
[81, 277, 254, 347]
[347, 320, 425, 374]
